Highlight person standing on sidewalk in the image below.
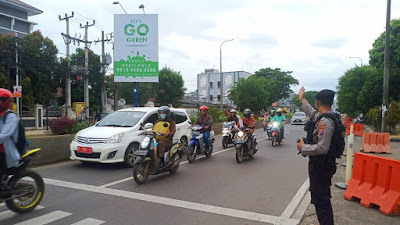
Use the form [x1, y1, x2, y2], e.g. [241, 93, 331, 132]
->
[296, 87, 337, 225]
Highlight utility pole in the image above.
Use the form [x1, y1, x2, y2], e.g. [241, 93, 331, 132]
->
[382, 0, 391, 132]
[94, 31, 111, 113]
[13, 37, 22, 119]
[80, 20, 95, 120]
[59, 12, 74, 118]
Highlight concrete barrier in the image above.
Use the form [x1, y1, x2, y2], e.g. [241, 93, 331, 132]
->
[27, 134, 74, 167]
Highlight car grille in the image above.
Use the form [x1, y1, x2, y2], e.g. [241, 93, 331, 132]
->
[74, 151, 101, 159]
[76, 136, 107, 144]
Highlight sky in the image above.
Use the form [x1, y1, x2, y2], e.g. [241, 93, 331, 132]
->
[22, 0, 400, 94]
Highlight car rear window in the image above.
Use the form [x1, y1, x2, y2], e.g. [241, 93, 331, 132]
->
[294, 112, 306, 117]
[171, 111, 188, 124]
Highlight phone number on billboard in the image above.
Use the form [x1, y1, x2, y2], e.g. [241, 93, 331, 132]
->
[116, 68, 157, 72]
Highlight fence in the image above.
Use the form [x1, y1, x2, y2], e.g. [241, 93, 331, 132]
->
[20, 104, 62, 130]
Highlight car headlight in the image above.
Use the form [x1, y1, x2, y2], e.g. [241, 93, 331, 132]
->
[73, 131, 83, 142]
[106, 132, 124, 144]
[140, 136, 151, 149]
[237, 131, 245, 138]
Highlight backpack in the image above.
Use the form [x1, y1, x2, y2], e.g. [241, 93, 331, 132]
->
[316, 112, 346, 159]
[3, 111, 26, 156]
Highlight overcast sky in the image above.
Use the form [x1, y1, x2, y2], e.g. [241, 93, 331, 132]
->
[23, 0, 400, 93]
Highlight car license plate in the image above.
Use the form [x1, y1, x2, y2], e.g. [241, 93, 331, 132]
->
[77, 146, 92, 154]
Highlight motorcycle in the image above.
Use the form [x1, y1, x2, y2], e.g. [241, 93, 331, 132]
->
[0, 148, 45, 213]
[133, 123, 183, 185]
[222, 121, 235, 149]
[271, 121, 283, 147]
[187, 124, 215, 163]
[235, 128, 257, 163]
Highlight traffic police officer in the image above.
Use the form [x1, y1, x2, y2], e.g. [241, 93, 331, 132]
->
[296, 86, 337, 225]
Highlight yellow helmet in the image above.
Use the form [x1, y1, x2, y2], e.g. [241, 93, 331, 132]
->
[277, 108, 283, 113]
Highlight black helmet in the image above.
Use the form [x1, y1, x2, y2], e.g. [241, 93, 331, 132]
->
[158, 106, 170, 119]
[243, 108, 251, 118]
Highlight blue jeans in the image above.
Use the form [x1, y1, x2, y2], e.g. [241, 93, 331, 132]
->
[203, 131, 210, 149]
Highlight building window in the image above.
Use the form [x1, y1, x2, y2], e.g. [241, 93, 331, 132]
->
[217, 95, 221, 100]
[210, 82, 213, 88]
[217, 81, 221, 88]
[210, 95, 213, 101]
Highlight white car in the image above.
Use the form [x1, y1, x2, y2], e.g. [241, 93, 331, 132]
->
[291, 112, 307, 125]
[70, 107, 191, 167]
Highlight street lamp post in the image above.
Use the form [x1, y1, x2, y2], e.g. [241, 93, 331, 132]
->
[348, 56, 363, 67]
[139, 4, 145, 14]
[219, 39, 234, 109]
[113, 2, 127, 14]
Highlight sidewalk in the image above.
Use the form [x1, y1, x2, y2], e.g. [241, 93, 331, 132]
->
[300, 135, 400, 225]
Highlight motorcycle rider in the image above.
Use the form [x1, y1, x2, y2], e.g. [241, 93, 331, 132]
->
[227, 109, 242, 130]
[195, 105, 213, 152]
[272, 108, 286, 142]
[242, 109, 256, 149]
[152, 106, 176, 166]
[0, 88, 21, 188]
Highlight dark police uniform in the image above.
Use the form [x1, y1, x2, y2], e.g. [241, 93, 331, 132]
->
[301, 101, 336, 225]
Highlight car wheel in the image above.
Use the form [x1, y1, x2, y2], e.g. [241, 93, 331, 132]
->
[124, 143, 139, 168]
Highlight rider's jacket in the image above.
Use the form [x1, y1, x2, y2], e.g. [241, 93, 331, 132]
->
[242, 117, 256, 133]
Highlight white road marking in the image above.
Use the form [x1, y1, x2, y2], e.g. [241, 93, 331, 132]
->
[14, 210, 72, 225]
[292, 192, 311, 221]
[0, 206, 44, 222]
[281, 178, 309, 218]
[100, 137, 269, 188]
[44, 178, 299, 225]
[71, 218, 105, 225]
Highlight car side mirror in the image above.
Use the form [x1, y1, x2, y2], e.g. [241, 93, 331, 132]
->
[139, 123, 144, 130]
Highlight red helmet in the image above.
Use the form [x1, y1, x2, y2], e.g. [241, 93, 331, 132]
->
[0, 88, 13, 113]
[199, 105, 208, 111]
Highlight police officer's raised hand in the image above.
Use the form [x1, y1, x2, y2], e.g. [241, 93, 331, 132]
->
[297, 138, 304, 151]
[299, 86, 306, 103]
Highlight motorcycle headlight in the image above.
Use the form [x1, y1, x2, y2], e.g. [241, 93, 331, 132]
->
[237, 131, 245, 138]
[273, 122, 279, 128]
[140, 136, 151, 149]
[106, 132, 124, 144]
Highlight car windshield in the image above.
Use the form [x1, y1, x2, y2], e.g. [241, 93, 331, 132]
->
[294, 112, 306, 117]
[97, 111, 145, 127]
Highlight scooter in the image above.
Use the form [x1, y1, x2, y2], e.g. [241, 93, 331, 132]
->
[235, 128, 257, 163]
[187, 124, 215, 163]
[0, 148, 44, 213]
[133, 123, 183, 185]
[222, 121, 235, 149]
[271, 122, 283, 147]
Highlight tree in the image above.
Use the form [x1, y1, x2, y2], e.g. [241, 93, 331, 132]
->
[228, 76, 274, 113]
[356, 67, 383, 114]
[387, 101, 400, 133]
[154, 67, 186, 106]
[70, 48, 102, 114]
[117, 82, 156, 106]
[337, 66, 369, 117]
[369, 19, 400, 102]
[293, 91, 317, 106]
[254, 67, 299, 101]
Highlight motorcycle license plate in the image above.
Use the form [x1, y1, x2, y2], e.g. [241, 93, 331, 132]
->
[77, 146, 92, 154]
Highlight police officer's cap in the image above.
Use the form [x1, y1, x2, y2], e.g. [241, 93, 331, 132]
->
[315, 89, 335, 106]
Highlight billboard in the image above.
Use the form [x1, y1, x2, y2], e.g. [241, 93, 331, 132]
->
[114, 14, 158, 82]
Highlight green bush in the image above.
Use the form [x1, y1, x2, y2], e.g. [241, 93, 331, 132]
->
[285, 113, 293, 120]
[387, 101, 400, 134]
[66, 121, 96, 134]
[207, 106, 225, 123]
[190, 116, 197, 124]
[367, 107, 382, 131]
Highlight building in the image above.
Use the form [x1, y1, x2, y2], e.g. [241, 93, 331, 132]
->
[279, 92, 296, 107]
[0, 0, 43, 37]
[197, 69, 251, 106]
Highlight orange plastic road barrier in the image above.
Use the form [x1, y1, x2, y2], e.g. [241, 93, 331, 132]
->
[346, 124, 364, 136]
[344, 153, 400, 215]
[359, 132, 391, 153]
[344, 117, 353, 128]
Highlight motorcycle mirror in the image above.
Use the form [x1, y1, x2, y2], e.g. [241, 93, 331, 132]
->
[139, 123, 144, 130]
